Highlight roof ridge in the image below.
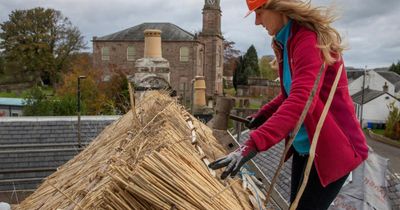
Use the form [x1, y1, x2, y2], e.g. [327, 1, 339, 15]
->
[96, 22, 194, 41]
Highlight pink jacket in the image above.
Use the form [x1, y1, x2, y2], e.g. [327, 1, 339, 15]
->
[249, 22, 368, 187]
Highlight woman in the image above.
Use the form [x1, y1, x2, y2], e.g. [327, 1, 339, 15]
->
[209, 0, 368, 209]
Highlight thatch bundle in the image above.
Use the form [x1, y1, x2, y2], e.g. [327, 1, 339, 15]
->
[17, 92, 261, 210]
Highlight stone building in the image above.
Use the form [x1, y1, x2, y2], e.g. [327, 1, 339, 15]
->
[92, 0, 224, 103]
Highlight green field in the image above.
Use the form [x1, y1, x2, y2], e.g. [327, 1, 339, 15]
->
[0, 87, 54, 98]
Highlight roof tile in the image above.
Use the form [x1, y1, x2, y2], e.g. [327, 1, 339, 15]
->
[96, 22, 195, 41]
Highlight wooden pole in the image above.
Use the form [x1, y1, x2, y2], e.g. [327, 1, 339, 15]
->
[264, 63, 325, 206]
[213, 97, 235, 130]
[290, 64, 343, 210]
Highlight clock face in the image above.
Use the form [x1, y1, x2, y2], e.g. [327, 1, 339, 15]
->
[207, 0, 215, 5]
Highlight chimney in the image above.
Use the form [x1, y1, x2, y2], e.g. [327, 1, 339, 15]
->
[144, 29, 162, 58]
[131, 29, 170, 98]
[193, 76, 207, 110]
[383, 82, 388, 92]
[192, 76, 213, 123]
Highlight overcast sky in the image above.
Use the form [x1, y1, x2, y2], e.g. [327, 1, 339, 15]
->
[1, 0, 400, 68]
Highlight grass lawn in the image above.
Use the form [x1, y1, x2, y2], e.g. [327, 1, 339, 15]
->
[224, 88, 236, 96]
[0, 92, 19, 98]
[248, 103, 261, 109]
[370, 129, 385, 135]
[0, 87, 54, 98]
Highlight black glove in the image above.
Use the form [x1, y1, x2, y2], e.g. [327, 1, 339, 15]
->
[245, 115, 267, 129]
[208, 140, 257, 179]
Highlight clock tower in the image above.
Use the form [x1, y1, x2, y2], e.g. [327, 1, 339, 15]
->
[199, 0, 224, 98]
[202, 0, 221, 36]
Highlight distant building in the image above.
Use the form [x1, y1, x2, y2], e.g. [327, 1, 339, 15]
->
[236, 77, 280, 100]
[0, 98, 24, 117]
[92, 0, 224, 102]
[352, 88, 400, 128]
[347, 69, 400, 98]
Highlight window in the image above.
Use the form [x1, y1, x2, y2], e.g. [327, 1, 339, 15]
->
[127, 46, 135, 61]
[180, 47, 189, 62]
[179, 77, 188, 91]
[101, 47, 110, 61]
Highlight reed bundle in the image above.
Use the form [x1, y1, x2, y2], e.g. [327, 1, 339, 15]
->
[17, 91, 261, 210]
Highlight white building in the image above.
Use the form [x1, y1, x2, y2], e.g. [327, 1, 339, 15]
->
[352, 88, 400, 128]
[348, 69, 400, 98]
[0, 98, 24, 117]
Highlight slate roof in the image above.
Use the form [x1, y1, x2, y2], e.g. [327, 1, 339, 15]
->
[238, 130, 400, 208]
[388, 172, 400, 209]
[376, 71, 400, 85]
[95, 22, 195, 41]
[0, 116, 119, 195]
[238, 130, 292, 202]
[376, 71, 400, 92]
[351, 88, 386, 104]
[346, 68, 365, 82]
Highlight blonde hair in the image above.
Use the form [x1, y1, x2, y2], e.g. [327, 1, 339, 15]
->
[264, 0, 344, 65]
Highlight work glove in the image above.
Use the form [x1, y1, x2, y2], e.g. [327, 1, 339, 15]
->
[245, 114, 266, 129]
[208, 139, 257, 179]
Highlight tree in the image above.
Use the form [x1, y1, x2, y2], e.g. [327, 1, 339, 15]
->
[101, 72, 130, 114]
[259, 55, 278, 80]
[0, 52, 4, 75]
[243, 45, 260, 77]
[23, 86, 54, 116]
[57, 53, 130, 115]
[22, 53, 130, 116]
[233, 56, 248, 90]
[384, 101, 400, 140]
[56, 53, 108, 115]
[389, 60, 400, 75]
[224, 40, 241, 62]
[0, 7, 86, 86]
[22, 86, 78, 116]
[223, 40, 241, 76]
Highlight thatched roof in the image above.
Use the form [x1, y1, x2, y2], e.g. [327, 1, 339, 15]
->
[17, 92, 261, 210]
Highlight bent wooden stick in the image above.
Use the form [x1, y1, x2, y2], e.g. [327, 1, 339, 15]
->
[290, 64, 344, 210]
[264, 63, 326, 206]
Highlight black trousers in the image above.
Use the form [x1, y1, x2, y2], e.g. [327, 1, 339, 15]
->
[290, 150, 349, 210]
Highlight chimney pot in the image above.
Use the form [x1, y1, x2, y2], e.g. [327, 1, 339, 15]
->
[144, 29, 162, 58]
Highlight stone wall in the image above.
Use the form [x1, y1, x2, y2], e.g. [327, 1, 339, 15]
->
[237, 81, 281, 100]
[93, 41, 203, 100]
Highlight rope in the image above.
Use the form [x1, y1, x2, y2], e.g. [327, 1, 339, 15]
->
[240, 168, 264, 210]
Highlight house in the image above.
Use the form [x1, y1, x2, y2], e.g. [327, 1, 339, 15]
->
[92, 0, 224, 101]
[0, 98, 24, 117]
[351, 88, 400, 128]
[347, 68, 400, 98]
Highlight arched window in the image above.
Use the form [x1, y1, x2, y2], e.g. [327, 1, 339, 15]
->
[180, 47, 189, 62]
[127, 46, 135, 61]
[101, 47, 110, 61]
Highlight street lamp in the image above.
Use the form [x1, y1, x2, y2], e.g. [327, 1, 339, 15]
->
[77, 75, 86, 148]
